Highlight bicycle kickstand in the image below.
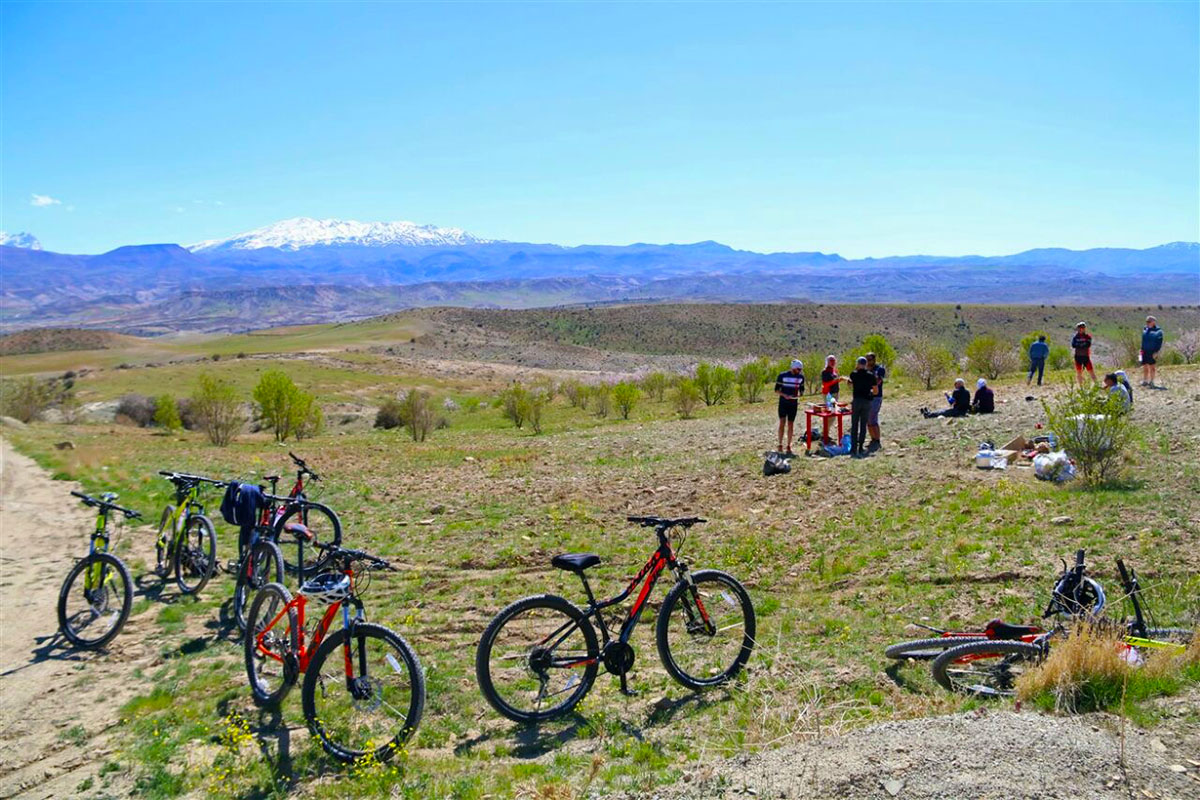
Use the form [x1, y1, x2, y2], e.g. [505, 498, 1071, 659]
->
[618, 671, 638, 698]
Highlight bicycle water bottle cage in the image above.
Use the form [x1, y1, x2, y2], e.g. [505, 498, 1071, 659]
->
[301, 572, 351, 604]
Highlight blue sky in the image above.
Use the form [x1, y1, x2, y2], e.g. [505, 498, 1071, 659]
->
[2, 1, 1196, 256]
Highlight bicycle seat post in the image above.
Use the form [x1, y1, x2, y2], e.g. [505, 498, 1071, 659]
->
[577, 571, 598, 610]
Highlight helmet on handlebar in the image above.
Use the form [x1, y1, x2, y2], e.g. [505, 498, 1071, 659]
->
[300, 572, 351, 605]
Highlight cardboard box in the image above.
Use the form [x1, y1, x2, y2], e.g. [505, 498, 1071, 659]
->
[1001, 435, 1029, 452]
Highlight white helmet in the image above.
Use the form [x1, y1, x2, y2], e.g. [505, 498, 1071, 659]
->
[301, 572, 351, 604]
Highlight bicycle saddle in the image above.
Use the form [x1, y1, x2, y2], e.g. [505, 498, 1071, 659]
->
[263, 475, 280, 483]
[984, 619, 1040, 640]
[551, 553, 601, 572]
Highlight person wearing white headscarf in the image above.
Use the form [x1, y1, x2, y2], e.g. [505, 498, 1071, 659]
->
[971, 378, 995, 414]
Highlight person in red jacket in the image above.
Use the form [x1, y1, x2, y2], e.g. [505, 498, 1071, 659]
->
[1071, 322, 1098, 387]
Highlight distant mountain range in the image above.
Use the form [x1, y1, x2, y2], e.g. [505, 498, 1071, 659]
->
[1, 217, 1196, 334]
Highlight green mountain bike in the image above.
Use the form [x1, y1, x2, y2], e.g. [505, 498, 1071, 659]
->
[57, 491, 141, 649]
[155, 471, 223, 595]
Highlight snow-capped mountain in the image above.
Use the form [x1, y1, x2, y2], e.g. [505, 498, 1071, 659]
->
[189, 217, 492, 252]
[0, 231, 42, 250]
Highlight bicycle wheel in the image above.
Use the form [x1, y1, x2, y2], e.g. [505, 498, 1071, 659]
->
[233, 540, 284, 633]
[57, 553, 133, 649]
[154, 505, 175, 576]
[475, 594, 599, 723]
[931, 640, 1044, 696]
[244, 582, 299, 707]
[275, 503, 342, 576]
[174, 514, 216, 595]
[885, 636, 984, 661]
[656, 569, 755, 690]
[302, 623, 426, 763]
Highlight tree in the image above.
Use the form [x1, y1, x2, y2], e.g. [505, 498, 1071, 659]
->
[1043, 387, 1137, 486]
[899, 340, 956, 390]
[399, 389, 435, 442]
[672, 379, 702, 419]
[562, 380, 588, 409]
[1018, 331, 1048, 371]
[291, 392, 323, 440]
[500, 384, 530, 429]
[736, 357, 772, 403]
[965, 335, 1017, 380]
[694, 362, 735, 406]
[591, 383, 612, 418]
[154, 394, 182, 431]
[847, 334, 896, 369]
[0, 377, 53, 423]
[640, 372, 669, 402]
[191, 373, 245, 447]
[252, 369, 321, 442]
[1173, 329, 1200, 364]
[612, 382, 642, 419]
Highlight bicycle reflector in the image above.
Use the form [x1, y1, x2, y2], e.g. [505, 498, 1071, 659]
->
[301, 572, 351, 604]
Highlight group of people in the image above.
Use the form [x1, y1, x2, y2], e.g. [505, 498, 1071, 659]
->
[920, 377, 993, 418]
[774, 352, 885, 458]
[1027, 316, 1165, 389]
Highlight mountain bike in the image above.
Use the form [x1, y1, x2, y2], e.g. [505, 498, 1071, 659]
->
[885, 549, 1106, 662]
[244, 542, 424, 763]
[57, 491, 141, 649]
[232, 491, 319, 633]
[266, 452, 342, 576]
[155, 471, 223, 595]
[475, 515, 756, 724]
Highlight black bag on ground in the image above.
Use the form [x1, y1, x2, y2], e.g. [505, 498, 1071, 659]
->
[763, 451, 791, 476]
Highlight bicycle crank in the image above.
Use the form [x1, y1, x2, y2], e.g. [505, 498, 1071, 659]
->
[602, 641, 635, 676]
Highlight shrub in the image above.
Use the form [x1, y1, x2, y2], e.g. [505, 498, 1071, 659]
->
[375, 398, 405, 430]
[591, 383, 612, 418]
[1048, 344, 1073, 371]
[1118, 334, 1143, 368]
[153, 394, 182, 431]
[966, 335, 1017, 380]
[562, 380, 588, 409]
[898, 340, 956, 390]
[640, 372, 669, 402]
[612, 382, 642, 419]
[847, 334, 896, 370]
[672, 379, 702, 419]
[191, 374, 245, 446]
[59, 392, 83, 424]
[736, 357, 772, 403]
[694, 362, 735, 406]
[399, 389, 435, 442]
[291, 393, 323, 440]
[0, 377, 54, 423]
[177, 398, 199, 430]
[500, 385, 529, 429]
[461, 396, 483, 413]
[1043, 387, 1137, 486]
[115, 393, 156, 427]
[1174, 329, 1200, 364]
[252, 369, 322, 442]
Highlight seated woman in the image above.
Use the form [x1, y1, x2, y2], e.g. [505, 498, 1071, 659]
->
[1104, 372, 1132, 411]
[922, 378, 971, 418]
[971, 378, 995, 414]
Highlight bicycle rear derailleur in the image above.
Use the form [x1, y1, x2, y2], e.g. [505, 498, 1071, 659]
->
[602, 641, 637, 696]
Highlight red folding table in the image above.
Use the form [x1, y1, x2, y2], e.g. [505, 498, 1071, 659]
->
[805, 404, 851, 452]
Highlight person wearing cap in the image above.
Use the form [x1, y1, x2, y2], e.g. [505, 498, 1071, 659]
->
[971, 378, 995, 414]
[865, 352, 885, 451]
[1141, 316, 1164, 388]
[922, 378, 971, 418]
[774, 358, 806, 455]
[1114, 369, 1134, 407]
[1071, 322, 1097, 386]
[1104, 373, 1131, 411]
[1027, 335, 1050, 386]
[847, 356, 879, 457]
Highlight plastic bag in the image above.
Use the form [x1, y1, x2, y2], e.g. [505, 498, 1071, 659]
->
[1034, 451, 1075, 482]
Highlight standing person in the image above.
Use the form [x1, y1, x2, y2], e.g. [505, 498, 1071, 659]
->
[1141, 316, 1164, 388]
[774, 359, 805, 455]
[847, 356, 878, 458]
[1027, 335, 1050, 386]
[922, 379, 971, 418]
[820, 356, 842, 405]
[1071, 322, 1098, 387]
[971, 378, 995, 413]
[865, 352, 885, 451]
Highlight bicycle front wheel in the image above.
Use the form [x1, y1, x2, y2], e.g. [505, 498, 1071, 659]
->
[302, 623, 426, 763]
[475, 594, 599, 723]
[275, 502, 341, 576]
[931, 640, 1044, 696]
[885, 637, 984, 661]
[656, 569, 755, 690]
[175, 514, 216, 594]
[57, 553, 133, 649]
[244, 582, 298, 707]
[234, 539, 284, 633]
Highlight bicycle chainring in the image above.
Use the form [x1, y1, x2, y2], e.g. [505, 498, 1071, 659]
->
[602, 641, 636, 676]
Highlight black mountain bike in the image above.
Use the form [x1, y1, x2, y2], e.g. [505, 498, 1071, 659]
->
[155, 471, 224, 595]
[267, 452, 342, 576]
[476, 515, 756, 723]
[232, 491, 318, 633]
[57, 491, 141, 649]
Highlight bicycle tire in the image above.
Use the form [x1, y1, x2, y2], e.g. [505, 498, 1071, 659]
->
[656, 569, 756, 690]
[274, 502, 342, 576]
[154, 505, 175, 576]
[931, 640, 1044, 696]
[244, 582, 298, 707]
[301, 623, 426, 763]
[57, 553, 133, 650]
[1143, 628, 1194, 644]
[175, 513, 216, 595]
[475, 594, 599, 724]
[233, 540, 284, 633]
[885, 637, 984, 661]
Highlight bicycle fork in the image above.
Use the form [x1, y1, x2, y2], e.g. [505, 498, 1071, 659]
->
[339, 599, 371, 700]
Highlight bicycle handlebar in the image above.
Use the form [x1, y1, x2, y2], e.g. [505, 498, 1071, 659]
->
[71, 490, 142, 519]
[313, 541, 394, 570]
[288, 452, 320, 481]
[627, 515, 707, 529]
[158, 471, 229, 487]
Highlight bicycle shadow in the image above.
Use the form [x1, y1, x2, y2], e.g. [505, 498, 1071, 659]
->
[0, 630, 100, 677]
[453, 712, 601, 759]
[133, 572, 190, 606]
[206, 598, 242, 644]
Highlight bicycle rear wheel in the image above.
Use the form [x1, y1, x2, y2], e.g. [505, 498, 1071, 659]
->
[931, 640, 1044, 696]
[175, 514, 216, 595]
[154, 505, 175, 577]
[475, 594, 599, 723]
[233, 540, 284, 633]
[302, 623, 426, 763]
[244, 582, 298, 707]
[57, 553, 133, 649]
[275, 503, 341, 577]
[656, 569, 755, 690]
[885, 636, 983, 661]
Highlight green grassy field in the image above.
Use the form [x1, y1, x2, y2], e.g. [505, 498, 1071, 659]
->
[3, 305, 1198, 799]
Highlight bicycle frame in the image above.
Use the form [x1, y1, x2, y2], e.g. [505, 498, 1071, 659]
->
[160, 482, 203, 552]
[85, 506, 114, 592]
[254, 566, 366, 680]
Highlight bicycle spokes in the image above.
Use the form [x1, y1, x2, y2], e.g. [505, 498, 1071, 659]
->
[488, 606, 593, 716]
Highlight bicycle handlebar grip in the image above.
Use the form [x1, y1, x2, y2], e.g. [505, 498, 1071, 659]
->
[158, 470, 175, 477]
[71, 490, 89, 500]
[1115, 558, 1130, 583]
[1074, 549, 1085, 568]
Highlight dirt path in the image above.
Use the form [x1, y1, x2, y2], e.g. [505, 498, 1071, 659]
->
[0, 437, 147, 799]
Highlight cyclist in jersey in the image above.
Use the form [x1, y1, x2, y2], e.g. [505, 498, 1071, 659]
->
[1071, 322, 1098, 386]
[774, 359, 805, 455]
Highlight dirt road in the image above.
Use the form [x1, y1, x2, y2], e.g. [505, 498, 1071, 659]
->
[0, 438, 144, 799]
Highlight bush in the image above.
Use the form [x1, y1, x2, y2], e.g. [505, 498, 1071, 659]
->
[1174, 329, 1200, 364]
[1048, 345, 1073, 371]
[1118, 335, 1143, 368]
[562, 380, 588, 409]
[672, 379, 702, 419]
[115, 393, 156, 427]
[1043, 387, 1137, 486]
[965, 335, 1017, 380]
[847, 334, 896, 370]
[591, 383, 612, 418]
[375, 398, 405, 430]
[736, 357, 772, 403]
[899, 340, 956, 390]
[177, 398, 199, 430]
[399, 389, 435, 442]
[461, 396, 483, 413]
[695, 362, 735, 406]
[612, 382, 642, 419]
[640, 372, 669, 402]
[191, 374, 245, 446]
[153, 394, 182, 431]
[252, 369, 322, 442]
[500, 383, 549, 432]
[0, 377, 54, 423]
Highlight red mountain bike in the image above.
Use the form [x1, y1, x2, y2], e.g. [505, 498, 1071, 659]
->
[244, 541, 424, 762]
[475, 515, 756, 723]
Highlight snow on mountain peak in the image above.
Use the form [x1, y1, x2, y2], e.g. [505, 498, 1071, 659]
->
[0, 231, 42, 250]
[188, 217, 491, 252]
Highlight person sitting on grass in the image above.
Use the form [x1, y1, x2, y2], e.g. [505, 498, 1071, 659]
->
[922, 378, 970, 418]
[971, 378, 995, 414]
[1114, 369, 1134, 407]
[1104, 372, 1132, 412]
